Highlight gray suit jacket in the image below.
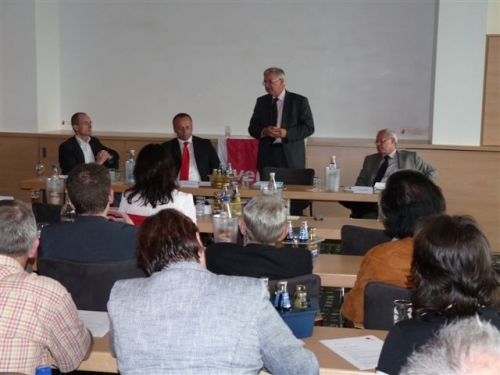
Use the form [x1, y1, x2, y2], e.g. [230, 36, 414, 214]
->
[356, 150, 437, 186]
[108, 261, 319, 375]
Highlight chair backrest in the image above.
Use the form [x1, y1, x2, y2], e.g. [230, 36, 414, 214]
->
[363, 281, 412, 330]
[37, 258, 148, 311]
[268, 274, 321, 299]
[340, 225, 392, 256]
[261, 167, 315, 186]
[32, 202, 62, 223]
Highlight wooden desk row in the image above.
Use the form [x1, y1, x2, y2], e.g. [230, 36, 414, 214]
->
[78, 326, 387, 374]
[196, 215, 384, 241]
[21, 178, 380, 203]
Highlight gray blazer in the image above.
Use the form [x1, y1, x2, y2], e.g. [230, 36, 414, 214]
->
[356, 150, 437, 186]
[108, 261, 319, 375]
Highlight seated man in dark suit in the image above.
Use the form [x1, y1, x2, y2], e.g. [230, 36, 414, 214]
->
[59, 112, 119, 175]
[341, 128, 437, 218]
[206, 194, 313, 280]
[39, 163, 137, 262]
[162, 113, 220, 182]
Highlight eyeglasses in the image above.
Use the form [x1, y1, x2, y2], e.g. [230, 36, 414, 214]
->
[78, 121, 92, 126]
[262, 78, 281, 86]
[375, 137, 393, 145]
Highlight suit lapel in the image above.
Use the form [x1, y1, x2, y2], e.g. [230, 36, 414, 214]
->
[71, 136, 86, 164]
[281, 91, 291, 129]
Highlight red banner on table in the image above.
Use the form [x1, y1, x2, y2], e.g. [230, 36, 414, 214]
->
[226, 138, 259, 182]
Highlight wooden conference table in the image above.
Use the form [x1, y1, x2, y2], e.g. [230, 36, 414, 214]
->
[77, 326, 387, 374]
[21, 179, 380, 203]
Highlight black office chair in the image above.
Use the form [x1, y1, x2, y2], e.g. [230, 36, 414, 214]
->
[268, 273, 321, 299]
[261, 167, 315, 216]
[32, 202, 62, 223]
[363, 281, 412, 330]
[37, 258, 148, 311]
[340, 225, 392, 256]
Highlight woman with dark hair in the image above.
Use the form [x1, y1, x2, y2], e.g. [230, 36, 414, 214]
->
[118, 143, 196, 223]
[107, 209, 319, 374]
[341, 170, 446, 327]
[377, 214, 500, 375]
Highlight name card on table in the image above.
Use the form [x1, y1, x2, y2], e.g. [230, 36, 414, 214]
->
[351, 186, 374, 194]
[178, 181, 200, 188]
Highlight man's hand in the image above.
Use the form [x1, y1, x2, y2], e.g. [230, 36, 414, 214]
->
[95, 150, 112, 165]
[264, 126, 287, 139]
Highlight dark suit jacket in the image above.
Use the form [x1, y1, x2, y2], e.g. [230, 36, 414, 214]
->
[355, 150, 438, 186]
[205, 242, 313, 280]
[38, 216, 137, 262]
[248, 91, 314, 171]
[161, 136, 220, 181]
[58, 136, 119, 175]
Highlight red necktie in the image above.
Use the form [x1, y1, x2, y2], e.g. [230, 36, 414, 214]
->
[180, 142, 190, 180]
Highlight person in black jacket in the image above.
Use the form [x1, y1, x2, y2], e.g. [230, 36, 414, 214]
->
[206, 194, 313, 280]
[162, 113, 220, 182]
[58, 112, 119, 175]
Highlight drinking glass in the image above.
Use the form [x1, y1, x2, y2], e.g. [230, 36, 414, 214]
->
[35, 164, 45, 179]
[313, 176, 322, 192]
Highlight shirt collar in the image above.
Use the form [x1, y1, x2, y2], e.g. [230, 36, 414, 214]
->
[177, 136, 193, 147]
[274, 89, 286, 102]
[75, 135, 91, 146]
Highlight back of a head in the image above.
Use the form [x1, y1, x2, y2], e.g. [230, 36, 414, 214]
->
[410, 214, 500, 317]
[243, 194, 287, 244]
[127, 143, 177, 207]
[0, 199, 37, 258]
[138, 208, 201, 274]
[67, 163, 110, 215]
[380, 170, 445, 238]
[400, 317, 500, 375]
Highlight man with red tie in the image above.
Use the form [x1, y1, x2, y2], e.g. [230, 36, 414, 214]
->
[162, 113, 220, 182]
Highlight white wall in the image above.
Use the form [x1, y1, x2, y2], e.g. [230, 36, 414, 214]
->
[0, 0, 495, 146]
[432, 0, 488, 146]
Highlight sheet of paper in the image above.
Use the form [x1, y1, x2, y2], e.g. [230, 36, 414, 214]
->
[320, 335, 384, 370]
[78, 310, 110, 338]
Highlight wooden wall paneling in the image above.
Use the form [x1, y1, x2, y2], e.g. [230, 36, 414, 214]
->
[482, 35, 500, 146]
[39, 137, 64, 170]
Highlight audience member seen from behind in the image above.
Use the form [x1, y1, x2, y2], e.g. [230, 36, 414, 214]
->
[58, 112, 119, 175]
[0, 200, 92, 374]
[38, 163, 137, 262]
[119, 143, 196, 223]
[400, 317, 500, 375]
[161, 113, 220, 182]
[206, 194, 313, 279]
[341, 170, 446, 327]
[340, 128, 437, 218]
[108, 209, 319, 375]
[377, 215, 500, 375]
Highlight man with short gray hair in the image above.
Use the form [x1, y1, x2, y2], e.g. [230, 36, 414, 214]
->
[248, 67, 315, 177]
[206, 194, 312, 279]
[0, 200, 92, 374]
[341, 128, 437, 218]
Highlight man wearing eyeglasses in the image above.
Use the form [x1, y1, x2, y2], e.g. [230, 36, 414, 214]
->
[248, 67, 314, 177]
[342, 128, 437, 218]
[59, 112, 119, 175]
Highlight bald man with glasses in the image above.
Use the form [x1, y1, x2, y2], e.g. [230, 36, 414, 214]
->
[341, 128, 437, 218]
[248, 67, 315, 177]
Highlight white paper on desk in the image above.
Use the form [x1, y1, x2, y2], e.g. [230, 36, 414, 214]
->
[78, 310, 110, 338]
[320, 335, 384, 370]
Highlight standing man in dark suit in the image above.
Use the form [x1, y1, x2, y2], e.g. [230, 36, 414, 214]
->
[248, 67, 315, 177]
[58, 112, 119, 175]
[162, 113, 220, 182]
[342, 128, 437, 218]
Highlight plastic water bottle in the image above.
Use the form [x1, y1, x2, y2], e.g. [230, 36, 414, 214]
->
[329, 155, 337, 169]
[51, 164, 59, 180]
[125, 150, 135, 184]
[60, 189, 76, 222]
[267, 172, 277, 190]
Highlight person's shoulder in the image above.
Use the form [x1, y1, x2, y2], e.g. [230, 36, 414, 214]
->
[212, 272, 266, 294]
[172, 189, 193, 199]
[207, 242, 243, 252]
[59, 136, 76, 147]
[24, 271, 72, 298]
